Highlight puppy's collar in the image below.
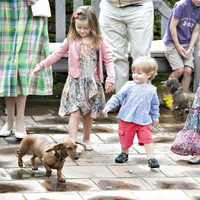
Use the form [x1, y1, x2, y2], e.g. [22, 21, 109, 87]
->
[54, 150, 65, 161]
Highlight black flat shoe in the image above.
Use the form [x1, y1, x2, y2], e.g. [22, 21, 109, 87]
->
[148, 158, 160, 168]
[115, 152, 128, 163]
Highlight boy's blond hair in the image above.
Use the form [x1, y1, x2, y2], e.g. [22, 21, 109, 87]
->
[131, 56, 158, 81]
[67, 6, 102, 48]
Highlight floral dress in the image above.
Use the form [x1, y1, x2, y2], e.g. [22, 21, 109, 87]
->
[171, 82, 200, 156]
[59, 43, 106, 118]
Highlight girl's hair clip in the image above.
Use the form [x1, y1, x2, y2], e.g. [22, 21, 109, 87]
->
[73, 11, 82, 20]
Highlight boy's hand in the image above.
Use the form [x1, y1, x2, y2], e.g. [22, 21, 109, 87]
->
[102, 106, 109, 117]
[105, 82, 115, 93]
[153, 121, 159, 127]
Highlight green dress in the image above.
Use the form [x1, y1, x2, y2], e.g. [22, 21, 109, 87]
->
[0, 0, 53, 97]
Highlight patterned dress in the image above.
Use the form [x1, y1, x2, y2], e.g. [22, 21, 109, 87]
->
[171, 82, 200, 156]
[59, 43, 106, 118]
[0, 0, 52, 97]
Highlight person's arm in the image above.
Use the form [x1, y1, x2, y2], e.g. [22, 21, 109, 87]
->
[32, 38, 69, 75]
[102, 82, 129, 115]
[186, 24, 200, 59]
[150, 91, 160, 124]
[170, 16, 187, 58]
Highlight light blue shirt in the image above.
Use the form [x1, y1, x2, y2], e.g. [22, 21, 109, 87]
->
[106, 81, 160, 125]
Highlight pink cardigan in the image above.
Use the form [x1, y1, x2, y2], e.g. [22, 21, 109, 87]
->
[39, 38, 115, 83]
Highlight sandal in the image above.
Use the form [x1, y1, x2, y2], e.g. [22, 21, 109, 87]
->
[115, 152, 128, 163]
[148, 158, 160, 168]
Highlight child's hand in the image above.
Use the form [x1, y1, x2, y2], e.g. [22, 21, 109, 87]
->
[102, 106, 109, 117]
[32, 64, 42, 76]
[105, 82, 115, 94]
[153, 121, 159, 127]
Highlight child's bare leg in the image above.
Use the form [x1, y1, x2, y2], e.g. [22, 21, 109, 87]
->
[144, 143, 154, 159]
[82, 114, 92, 145]
[121, 147, 129, 155]
[181, 66, 192, 91]
[16, 96, 27, 133]
[68, 109, 81, 140]
[144, 143, 160, 168]
[4, 97, 15, 128]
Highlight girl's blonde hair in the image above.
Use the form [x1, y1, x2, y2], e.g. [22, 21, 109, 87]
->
[132, 56, 158, 81]
[67, 6, 102, 48]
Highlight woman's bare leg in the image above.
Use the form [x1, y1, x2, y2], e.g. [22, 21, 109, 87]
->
[15, 96, 27, 133]
[3, 97, 15, 129]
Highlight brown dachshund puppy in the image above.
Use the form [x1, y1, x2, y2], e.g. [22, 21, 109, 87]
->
[17, 134, 85, 182]
[162, 78, 195, 114]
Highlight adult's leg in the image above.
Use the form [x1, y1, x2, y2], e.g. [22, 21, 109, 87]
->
[181, 66, 193, 91]
[127, 2, 154, 60]
[169, 68, 184, 80]
[99, 0, 129, 92]
[15, 96, 27, 133]
[68, 109, 81, 140]
[1, 97, 15, 132]
[5, 97, 15, 127]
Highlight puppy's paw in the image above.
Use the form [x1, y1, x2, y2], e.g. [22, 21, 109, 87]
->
[46, 170, 52, 177]
[58, 177, 66, 182]
[32, 166, 38, 170]
[18, 159, 23, 168]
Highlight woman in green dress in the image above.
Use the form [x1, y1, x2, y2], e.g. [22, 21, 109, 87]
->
[0, 0, 53, 139]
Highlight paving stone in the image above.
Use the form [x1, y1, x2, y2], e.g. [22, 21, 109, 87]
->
[108, 165, 165, 178]
[92, 177, 153, 190]
[184, 190, 200, 199]
[79, 190, 137, 200]
[143, 177, 200, 190]
[0, 193, 25, 200]
[0, 180, 46, 193]
[62, 166, 116, 179]
[24, 192, 83, 200]
[39, 178, 100, 191]
[132, 190, 191, 200]
[160, 166, 200, 177]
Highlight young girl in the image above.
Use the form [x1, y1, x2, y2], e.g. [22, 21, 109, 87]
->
[102, 57, 160, 168]
[171, 81, 200, 164]
[32, 6, 115, 158]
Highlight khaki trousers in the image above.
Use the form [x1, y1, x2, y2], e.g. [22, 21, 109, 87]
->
[99, 0, 154, 91]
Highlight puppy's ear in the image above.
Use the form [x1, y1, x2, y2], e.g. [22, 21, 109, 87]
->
[45, 143, 64, 152]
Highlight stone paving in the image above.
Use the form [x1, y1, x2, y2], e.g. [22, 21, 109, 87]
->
[0, 97, 200, 200]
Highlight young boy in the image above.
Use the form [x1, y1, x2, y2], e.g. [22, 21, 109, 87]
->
[163, 0, 200, 109]
[102, 57, 160, 168]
